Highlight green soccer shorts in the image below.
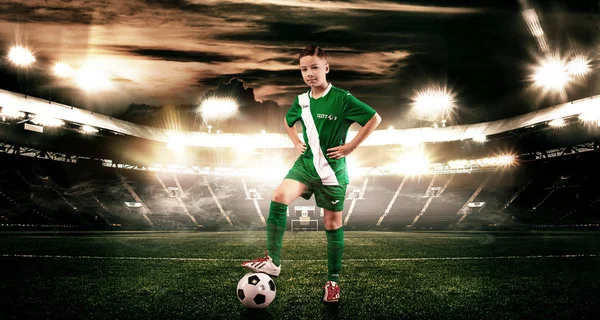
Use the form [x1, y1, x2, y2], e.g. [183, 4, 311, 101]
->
[284, 162, 347, 212]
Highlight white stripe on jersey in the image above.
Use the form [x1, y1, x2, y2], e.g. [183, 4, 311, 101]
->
[298, 92, 339, 186]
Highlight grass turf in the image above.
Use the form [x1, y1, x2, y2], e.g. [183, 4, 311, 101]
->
[0, 231, 599, 319]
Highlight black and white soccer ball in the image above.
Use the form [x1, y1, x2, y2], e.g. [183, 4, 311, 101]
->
[236, 272, 276, 309]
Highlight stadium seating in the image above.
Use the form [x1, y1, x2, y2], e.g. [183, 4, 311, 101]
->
[1, 151, 599, 231]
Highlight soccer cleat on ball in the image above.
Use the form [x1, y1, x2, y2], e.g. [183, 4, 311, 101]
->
[322, 281, 341, 303]
[236, 272, 277, 309]
[241, 252, 281, 277]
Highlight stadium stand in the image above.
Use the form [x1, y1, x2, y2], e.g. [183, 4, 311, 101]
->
[1, 88, 600, 231]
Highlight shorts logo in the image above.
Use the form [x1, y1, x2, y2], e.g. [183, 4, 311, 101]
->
[317, 114, 337, 121]
[331, 200, 340, 204]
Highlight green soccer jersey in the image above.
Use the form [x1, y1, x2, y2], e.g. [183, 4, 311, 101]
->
[285, 83, 376, 186]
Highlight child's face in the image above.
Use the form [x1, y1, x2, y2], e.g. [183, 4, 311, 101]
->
[299, 55, 329, 88]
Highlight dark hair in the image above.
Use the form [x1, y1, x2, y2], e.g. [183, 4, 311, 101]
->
[298, 45, 327, 62]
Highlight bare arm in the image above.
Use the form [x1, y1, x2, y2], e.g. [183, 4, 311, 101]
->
[326, 113, 382, 159]
[285, 117, 306, 154]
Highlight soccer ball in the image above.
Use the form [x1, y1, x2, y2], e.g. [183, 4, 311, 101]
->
[236, 273, 276, 309]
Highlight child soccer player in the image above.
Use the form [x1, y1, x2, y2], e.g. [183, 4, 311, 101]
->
[242, 45, 381, 303]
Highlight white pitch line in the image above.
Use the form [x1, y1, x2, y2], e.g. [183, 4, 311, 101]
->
[1, 253, 597, 262]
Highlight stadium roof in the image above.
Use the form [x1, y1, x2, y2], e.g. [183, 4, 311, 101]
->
[1, 88, 598, 148]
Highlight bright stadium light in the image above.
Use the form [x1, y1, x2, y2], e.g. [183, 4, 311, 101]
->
[81, 125, 99, 134]
[533, 56, 569, 91]
[566, 55, 591, 77]
[579, 112, 599, 121]
[495, 155, 515, 166]
[31, 115, 64, 127]
[548, 118, 565, 127]
[448, 155, 514, 169]
[75, 68, 112, 92]
[8, 46, 35, 66]
[54, 63, 76, 78]
[412, 86, 456, 120]
[199, 98, 239, 122]
[472, 134, 487, 143]
[579, 111, 600, 126]
[0, 107, 25, 119]
[388, 125, 394, 131]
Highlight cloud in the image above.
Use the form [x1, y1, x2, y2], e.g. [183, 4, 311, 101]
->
[1, 0, 593, 128]
[329, 51, 410, 75]
[191, 0, 487, 14]
[111, 46, 238, 63]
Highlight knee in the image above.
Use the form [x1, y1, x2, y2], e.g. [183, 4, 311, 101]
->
[324, 218, 342, 230]
[271, 189, 287, 204]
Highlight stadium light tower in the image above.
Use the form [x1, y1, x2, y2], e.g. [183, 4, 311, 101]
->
[412, 86, 455, 125]
[566, 55, 591, 77]
[532, 54, 591, 99]
[7, 46, 35, 66]
[533, 56, 569, 91]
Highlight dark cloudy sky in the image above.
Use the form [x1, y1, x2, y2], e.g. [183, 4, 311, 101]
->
[0, 0, 598, 128]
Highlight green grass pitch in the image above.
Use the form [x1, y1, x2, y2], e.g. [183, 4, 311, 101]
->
[0, 231, 599, 319]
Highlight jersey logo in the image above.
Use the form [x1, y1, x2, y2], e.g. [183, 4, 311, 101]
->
[331, 200, 340, 204]
[317, 113, 338, 121]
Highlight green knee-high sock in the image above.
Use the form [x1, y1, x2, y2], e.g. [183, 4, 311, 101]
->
[266, 201, 288, 266]
[326, 227, 344, 282]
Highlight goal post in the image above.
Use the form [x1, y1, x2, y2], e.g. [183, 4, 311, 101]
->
[290, 206, 318, 231]
[291, 219, 319, 232]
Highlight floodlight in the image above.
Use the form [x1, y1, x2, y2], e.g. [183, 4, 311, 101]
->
[412, 87, 455, 118]
[579, 112, 600, 127]
[566, 55, 590, 77]
[54, 63, 76, 78]
[496, 155, 515, 166]
[31, 115, 64, 127]
[199, 98, 239, 122]
[548, 118, 565, 127]
[8, 46, 35, 66]
[533, 56, 569, 91]
[0, 107, 25, 118]
[411, 86, 456, 122]
[81, 125, 98, 133]
[472, 134, 487, 143]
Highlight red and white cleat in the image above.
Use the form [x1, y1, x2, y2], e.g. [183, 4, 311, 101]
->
[241, 252, 281, 277]
[322, 281, 341, 303]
